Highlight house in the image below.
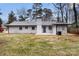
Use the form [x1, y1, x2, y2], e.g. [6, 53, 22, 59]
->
[5, 16, 69, 35]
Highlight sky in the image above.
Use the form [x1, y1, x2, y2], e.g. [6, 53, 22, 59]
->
[0, 3, 55, 23]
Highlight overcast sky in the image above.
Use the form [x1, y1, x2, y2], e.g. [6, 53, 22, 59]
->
[0, 3, 55, 23]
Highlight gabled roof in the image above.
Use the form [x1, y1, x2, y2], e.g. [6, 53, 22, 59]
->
[5, 20, 70, 26]
[5, 21, 37, 26]
[42, 21, 69, 25]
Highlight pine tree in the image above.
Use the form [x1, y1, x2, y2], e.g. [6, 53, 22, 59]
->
[7, 11, 16, 24]
[32, 3, 42, 19]
[17, 8, 28, 21]
[0, 18, 3, 32]
[0, 18, 2, 25]
[18, 15, 26, 21]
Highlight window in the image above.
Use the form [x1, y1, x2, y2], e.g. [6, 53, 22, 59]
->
[32, 26, 35, 30]
[49, 26, 52, 30]
[19, 27, 22, 30]
[62, 26, 65, 30]
[25, 26, 28, 29]
[43, 26, 46, 33]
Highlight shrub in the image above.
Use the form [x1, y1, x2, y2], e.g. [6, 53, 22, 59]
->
[0, 25, 4, 32]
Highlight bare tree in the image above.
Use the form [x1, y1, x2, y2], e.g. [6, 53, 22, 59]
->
[53, 3, 66, 22]
[64, 4, 70, 23]
[17, 8, 28, 21]
[17, 8, 27, 17]
[73, 3, 78, 28]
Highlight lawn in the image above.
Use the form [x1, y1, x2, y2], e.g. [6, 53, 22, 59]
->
[0, 33, 79, 56]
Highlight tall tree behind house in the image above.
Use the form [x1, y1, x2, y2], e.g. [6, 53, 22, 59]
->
[73, 3, 78, 28]
[53, 3, 66, 22]
[77, 4, 79, 23]
[0, 10, 2, 25]
[32, 3, 53, 21]
[42, 8, 52, 21]
[0, 18, 2, 25]
[64, 4, 70, 23]
[17, 8, 28, 21]
[7, 11, 16, 24]
[27, 9, 32, 20]
[68, 3, 74, 24]
[0, 18, 3, 32]
[18, 15, 25, 21]
[32, 3, 42, 19]
[0, 10, 4, 32]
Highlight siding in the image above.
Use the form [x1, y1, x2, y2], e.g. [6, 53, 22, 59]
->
[8, 26, 37, 34]
[56, 25, 67, 35]
[8, 25, 67, 35]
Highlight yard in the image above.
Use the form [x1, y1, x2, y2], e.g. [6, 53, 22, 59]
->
[0, 33, 79, 56]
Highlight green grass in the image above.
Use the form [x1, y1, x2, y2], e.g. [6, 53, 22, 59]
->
[0, 33, 79, 56]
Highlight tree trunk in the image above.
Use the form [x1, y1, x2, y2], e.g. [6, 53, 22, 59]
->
[73, 3, 78, 28]
[73, 3, 78, 33]
[66, 10, 68, 23]
[60, 3, 64, 22]
[61, 9, 64, 22]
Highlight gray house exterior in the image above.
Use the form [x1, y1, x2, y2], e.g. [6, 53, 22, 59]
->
[5, 17, 69, 35]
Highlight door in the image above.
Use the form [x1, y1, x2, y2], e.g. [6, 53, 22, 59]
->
[42, 26, 46, 33]
[56, 31, 62, 35]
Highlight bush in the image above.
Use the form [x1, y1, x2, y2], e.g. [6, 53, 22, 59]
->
[0, 25, 4, 32]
